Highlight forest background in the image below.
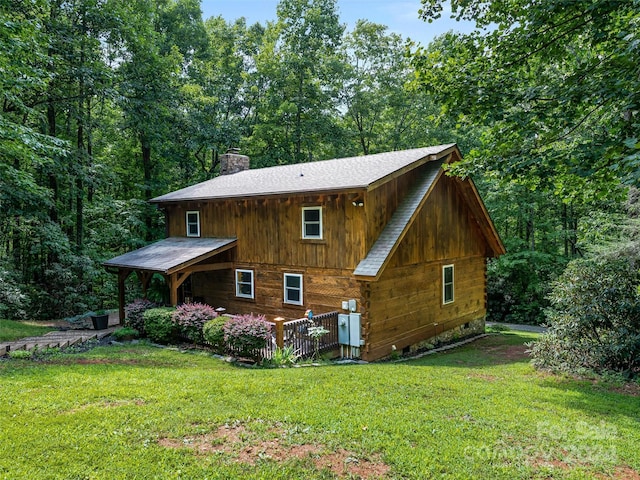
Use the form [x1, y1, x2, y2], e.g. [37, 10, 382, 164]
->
[1, 0, 638, 325]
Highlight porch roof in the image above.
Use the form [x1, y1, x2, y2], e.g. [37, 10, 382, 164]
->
[103, 237, 237, 275]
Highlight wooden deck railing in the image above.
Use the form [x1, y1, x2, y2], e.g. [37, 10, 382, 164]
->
[202, 311, 340, 360]
[268, 311, 339, 359]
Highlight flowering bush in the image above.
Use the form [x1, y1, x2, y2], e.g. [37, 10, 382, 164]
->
[172, 302, 218, 342]
[223, 314, 272, 360]
[124, 298, 157, 333]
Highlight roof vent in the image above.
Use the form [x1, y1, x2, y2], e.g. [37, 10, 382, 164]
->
[220, 148, 249, 175]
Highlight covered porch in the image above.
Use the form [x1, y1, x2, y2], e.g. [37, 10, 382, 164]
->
[104, 237, 237, 321]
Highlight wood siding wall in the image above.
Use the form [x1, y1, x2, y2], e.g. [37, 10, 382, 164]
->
[164, 193, 367, 270]
[191, 265, 360, 320]
[361, 175, 488, 361]
[363, 173, 415, 253]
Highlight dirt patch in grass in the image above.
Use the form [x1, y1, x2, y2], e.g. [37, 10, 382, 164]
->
[603, 466, 640, 480]
[606, 383, 640, 397]
[484, 343, 530, 362]
[159, 422, 390, 479]
[68, 398, 146, 414]
[466, 373, 498, 382]
[530, 455, 640, 479]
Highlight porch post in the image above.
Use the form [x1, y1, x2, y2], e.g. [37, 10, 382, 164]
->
[118, 269, 132, 323]
[274, 317, 285, 349]
[168, 273, 179, 306]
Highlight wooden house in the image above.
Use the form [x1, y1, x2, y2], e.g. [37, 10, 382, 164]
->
[104, 144, 505, 361]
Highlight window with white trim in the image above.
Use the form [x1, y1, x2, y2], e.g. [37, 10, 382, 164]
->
[302, 207, 322, 239]
[186, 211, 200, 237]
[235, 269, 254, 299]
[284, 273, 303, 305]
[443, 264, 454, 304]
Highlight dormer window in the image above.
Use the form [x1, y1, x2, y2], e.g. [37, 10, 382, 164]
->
[186, 211, 200, 237]
[302, 207, 322, 239]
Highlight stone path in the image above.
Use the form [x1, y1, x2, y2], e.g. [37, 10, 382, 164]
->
[486, 321, 547, 333]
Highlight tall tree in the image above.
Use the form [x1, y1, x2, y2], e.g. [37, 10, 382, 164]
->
[413, 0, 640, 190]
[113, 0, 206, 238]
[250, 0, 345, 166]
[182, 16, 264, 181]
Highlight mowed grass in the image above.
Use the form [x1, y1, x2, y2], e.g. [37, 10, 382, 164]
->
[1, 332, 639, 479]
[0, 319, 55, 342]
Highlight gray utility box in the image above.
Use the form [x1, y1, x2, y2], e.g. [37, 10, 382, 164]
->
[338, 313, 362, 347]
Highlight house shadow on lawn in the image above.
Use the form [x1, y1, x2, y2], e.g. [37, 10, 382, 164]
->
[535, 373, 640, 418]
[403, 332, 538, 368]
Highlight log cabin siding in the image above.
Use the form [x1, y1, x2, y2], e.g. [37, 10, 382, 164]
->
[191, 264, 360, 320]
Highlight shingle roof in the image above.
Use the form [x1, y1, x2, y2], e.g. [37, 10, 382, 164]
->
[151, 144, 456, 203]
[103, 237, 237, 274]
[354, 161, 443, 279]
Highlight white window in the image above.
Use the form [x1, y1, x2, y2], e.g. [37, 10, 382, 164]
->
[186, 211, 200, 237]
[235, 269, 254, 299]
[284, 273, 303, 305]
[302, 207, 322, 239]
[443, 264, 454, 304]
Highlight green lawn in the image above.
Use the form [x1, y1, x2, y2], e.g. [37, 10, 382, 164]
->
[1, 332, 638, 479]
[0, 319, 55, 342]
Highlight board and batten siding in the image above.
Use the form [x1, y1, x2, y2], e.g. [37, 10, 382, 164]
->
[361, 175, 489, 361]
[164, 193, 367, 271]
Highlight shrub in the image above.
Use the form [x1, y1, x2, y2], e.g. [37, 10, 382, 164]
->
[8, 349, 33, 360]
[112, 327, 140, 341]
[486, 245, 566, 325]
[172, 303, 217, 343]
[124, 299, 156, 333]
[203, 315, 231, 353]
[0, 266, 28, 320]
[530, 248, 640, 378]
[223, 314, 272, 360]
[143, 307, 178, 344]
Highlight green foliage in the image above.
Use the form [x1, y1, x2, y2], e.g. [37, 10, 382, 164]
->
[414, 0, 639, 188]
[124, 298, 157, 333]
[7, 349, 33, 360]
[0, 265, 28, 320]
[487, 242, 566, 325]
[269, 345, 299, 367]
[530, 246, 640, 377]
[142, 307, 178, 344]
[111, 327, 140, 341]
[202, 315, 231, 352]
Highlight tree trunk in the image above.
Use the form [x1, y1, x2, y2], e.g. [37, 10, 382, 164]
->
[141, 136, 154, 241]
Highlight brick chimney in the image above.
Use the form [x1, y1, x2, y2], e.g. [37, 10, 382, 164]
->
[219, 148, 250, 175]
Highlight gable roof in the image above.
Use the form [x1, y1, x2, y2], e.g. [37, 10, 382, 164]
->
[103, 237, 237, 274]
[354, 161, 444, 280]
[151, 144, 457, 203]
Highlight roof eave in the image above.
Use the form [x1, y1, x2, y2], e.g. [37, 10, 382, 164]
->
[366, 145, 459, 192]
[150, 187, 369, 205]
